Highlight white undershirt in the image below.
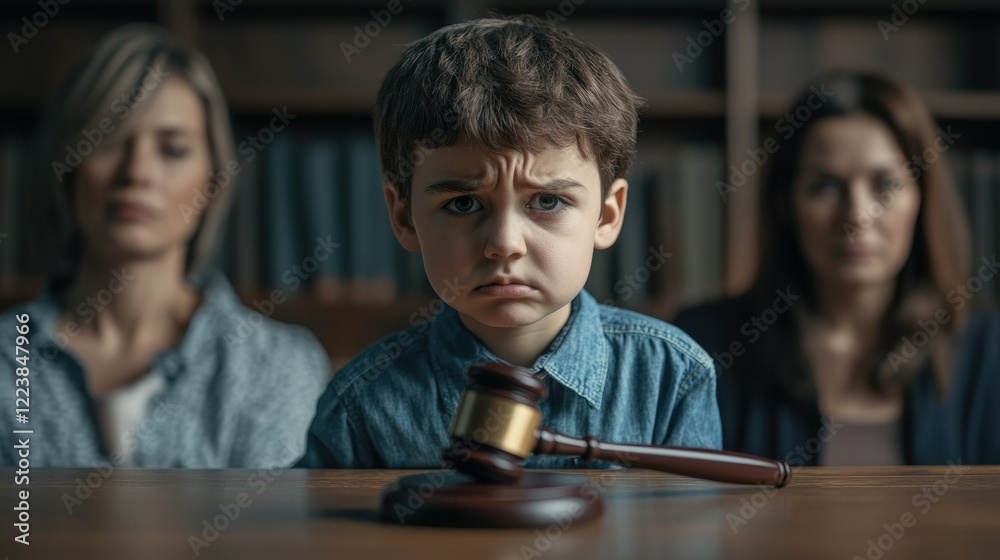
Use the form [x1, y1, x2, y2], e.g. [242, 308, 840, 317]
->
[95, 372, 166, 467]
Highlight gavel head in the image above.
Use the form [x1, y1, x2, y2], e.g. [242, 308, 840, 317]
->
[442, 362, 546, 483]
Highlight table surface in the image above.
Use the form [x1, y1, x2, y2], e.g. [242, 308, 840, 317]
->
[2, 466, 998, 560]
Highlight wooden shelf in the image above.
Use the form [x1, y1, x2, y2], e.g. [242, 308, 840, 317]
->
[759, 90, 1000, 120]
[3, 0, 999, 319]
[758, 0, 1000, 11]
[643, 91, 726, 118]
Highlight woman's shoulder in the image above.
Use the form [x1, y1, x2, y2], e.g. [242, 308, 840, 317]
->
[959, 309, 1000, 345]
[674, 295, 751, 321]
[935, 309, 1000, 463]
[953, 309, 1000, 378]
[0, 292, 58, 324]
[0, 294, 61, 358]
[184, 270, 332, 374]
[672, 293, 756, 344]
[0, 303, 32, 369]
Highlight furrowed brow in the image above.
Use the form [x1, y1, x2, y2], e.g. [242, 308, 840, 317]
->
[529, 178, 586, 191]
[422, 178, 482, 196]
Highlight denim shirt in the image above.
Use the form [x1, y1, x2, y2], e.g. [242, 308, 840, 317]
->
[0, 270, 330, 468]
[298, 290, 721, 469]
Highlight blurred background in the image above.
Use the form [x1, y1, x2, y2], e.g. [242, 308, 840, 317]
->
[1, 0, 998, 368]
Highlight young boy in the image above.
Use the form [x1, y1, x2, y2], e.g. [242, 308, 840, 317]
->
[297, 15, 721, 468]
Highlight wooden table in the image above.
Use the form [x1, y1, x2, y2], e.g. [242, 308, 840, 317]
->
[2, 466, 998, 559]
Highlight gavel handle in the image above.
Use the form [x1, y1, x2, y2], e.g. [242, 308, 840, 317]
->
[534, 428, 791, 487]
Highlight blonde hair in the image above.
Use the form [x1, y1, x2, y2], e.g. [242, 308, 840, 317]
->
[27, 23, 235, 287]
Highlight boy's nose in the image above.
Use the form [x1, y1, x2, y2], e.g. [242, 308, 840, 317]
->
[483, 212, 527, 261]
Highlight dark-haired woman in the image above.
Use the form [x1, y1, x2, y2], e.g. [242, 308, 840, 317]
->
[675, 71, 999, 466]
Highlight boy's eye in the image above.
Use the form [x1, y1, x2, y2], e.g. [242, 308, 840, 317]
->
[444, 195, 482, 214]
[528, 193, 565, 212]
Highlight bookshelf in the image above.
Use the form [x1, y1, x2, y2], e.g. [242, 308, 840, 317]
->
[1, 0, 998, 363]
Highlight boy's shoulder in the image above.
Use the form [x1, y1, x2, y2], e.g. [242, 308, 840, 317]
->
[593, 299, 714, 372]
[328, 321, 434, 399]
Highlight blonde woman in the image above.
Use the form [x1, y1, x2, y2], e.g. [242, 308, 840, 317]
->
[1, 25, 330, 468]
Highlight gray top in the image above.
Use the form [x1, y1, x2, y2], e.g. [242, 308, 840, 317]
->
[819, 417, 904, 467]
[1, 270, 330, 468]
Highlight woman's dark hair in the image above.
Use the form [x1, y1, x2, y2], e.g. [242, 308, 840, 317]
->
[751, 70, 972, 396]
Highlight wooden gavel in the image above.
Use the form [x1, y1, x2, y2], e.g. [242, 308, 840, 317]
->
[442, 362, 791, 487]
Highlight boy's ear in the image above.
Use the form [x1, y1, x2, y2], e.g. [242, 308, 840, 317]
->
[384, 183, 420, 252]
[594, 178, 628, 250]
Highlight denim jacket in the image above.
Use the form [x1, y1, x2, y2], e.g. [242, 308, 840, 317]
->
[298, 290, 721, 468]
[0, 270, 330, 468]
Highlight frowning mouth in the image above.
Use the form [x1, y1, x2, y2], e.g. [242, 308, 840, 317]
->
[475, 277, 535, 297]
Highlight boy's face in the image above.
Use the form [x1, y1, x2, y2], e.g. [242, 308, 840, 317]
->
[386, 141, 626, 332]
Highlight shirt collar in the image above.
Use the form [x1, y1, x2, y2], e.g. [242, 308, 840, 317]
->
[153, 269, 241, 379]
[430, 290, 610, 416]
[29, 268, 240, 381]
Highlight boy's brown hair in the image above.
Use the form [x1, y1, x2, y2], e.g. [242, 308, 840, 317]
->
[374, 15, 644, 204]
